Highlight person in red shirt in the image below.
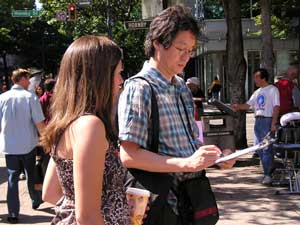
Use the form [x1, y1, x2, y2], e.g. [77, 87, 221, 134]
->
[39, 78, 56, 124]
[275, 63, 300, 116]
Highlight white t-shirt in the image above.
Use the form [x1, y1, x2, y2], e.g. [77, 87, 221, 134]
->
[247, 85, 280, 117]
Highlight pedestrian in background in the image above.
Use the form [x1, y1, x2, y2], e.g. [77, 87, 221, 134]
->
[208, 76, 222, 100]
[186, 76, 205, 119]
[39, 78, 56, 125]
[35, 84, 44, 98]
[232, 68, 280, 185]
[275, 63, 300, 116]
[35, 78, 57, 185]
[41, 35, 130, 225]
[0, 68, 45, 224]
[118, 5, 235, 225]
[1, 84, 8, 93]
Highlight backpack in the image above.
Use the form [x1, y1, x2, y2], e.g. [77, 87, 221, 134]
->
[275, 79, 294, 115]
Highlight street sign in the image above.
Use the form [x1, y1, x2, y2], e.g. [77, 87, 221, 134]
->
[11, 9, 41, 17]
[78, 0, 92, 7]
[56, 11, 67, 21]
[124, 20, 151, 30]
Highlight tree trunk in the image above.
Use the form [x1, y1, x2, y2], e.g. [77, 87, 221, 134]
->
[222, 0, 247, 149]
[260, 0, 274, 81]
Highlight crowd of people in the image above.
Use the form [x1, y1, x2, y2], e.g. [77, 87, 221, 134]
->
[0, 4, 299, 225]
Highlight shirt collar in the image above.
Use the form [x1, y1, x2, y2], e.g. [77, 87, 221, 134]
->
[140, 61, 186, 94]
[11, 84, 25, 90]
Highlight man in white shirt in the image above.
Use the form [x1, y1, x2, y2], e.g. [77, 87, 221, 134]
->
[232, 68, 280, 185]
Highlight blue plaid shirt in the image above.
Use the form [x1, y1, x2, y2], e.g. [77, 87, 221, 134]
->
[118, 62, 203, 214]
[118, 61, 200, 159]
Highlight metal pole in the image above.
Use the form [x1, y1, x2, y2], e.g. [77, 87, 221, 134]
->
[106, 0, 112, 38]
[250, 0, 253, 18]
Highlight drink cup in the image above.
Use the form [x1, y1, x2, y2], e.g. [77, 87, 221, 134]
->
[126, 187, 150, 225]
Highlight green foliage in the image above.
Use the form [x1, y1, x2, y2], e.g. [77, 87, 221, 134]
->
[204, 0, 224, 19]
[250, 14, 291, 39]
[204, 0, 259, 19]
[0, 0, 146, 77]
[247, 0, 300, 39]
[0, 27, 12, 45]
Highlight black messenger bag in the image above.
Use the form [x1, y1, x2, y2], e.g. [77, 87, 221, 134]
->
[178, 171, 219, 225]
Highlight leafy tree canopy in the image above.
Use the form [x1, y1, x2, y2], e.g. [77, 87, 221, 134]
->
[1, 0, 146, 78]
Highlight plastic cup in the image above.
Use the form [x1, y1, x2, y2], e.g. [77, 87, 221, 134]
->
[126, 187, 150, 225]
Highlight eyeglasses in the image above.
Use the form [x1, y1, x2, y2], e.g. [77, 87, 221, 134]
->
[171, 44, 197, 57]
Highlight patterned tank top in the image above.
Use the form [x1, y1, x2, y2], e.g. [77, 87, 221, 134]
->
[50, 142, 130, 225]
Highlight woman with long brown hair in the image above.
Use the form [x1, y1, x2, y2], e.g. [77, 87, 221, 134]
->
[40, 35, 130, 225]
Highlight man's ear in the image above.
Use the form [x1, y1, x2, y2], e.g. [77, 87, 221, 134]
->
[153, 40, 160, 51]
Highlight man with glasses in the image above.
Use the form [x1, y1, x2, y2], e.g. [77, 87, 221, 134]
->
[0, 69, 45, 223]
[118, 5, 235, 224]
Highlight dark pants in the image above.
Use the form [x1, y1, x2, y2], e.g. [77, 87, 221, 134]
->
[5, 149, 42, 217]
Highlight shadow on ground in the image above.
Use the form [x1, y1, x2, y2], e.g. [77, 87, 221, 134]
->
[209, 157, 300, 224]
[234, 157, 260, 167]
[0, 213, 53, 224]
[38, 206, 55, 215]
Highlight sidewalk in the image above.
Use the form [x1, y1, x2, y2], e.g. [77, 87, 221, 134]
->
[209, 154, 300, 225]
[0, 113, 299, 224]
[210, 113, 300, 224]
[0, 157, 54, 224]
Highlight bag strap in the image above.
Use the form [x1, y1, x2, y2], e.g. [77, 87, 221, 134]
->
[132, 76, 159, 153]
[180, 95, 194, 140]
[177, 95, 197, 151]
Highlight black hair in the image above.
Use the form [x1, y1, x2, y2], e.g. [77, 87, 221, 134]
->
[145, 5, 199, 59]
[254, 68, 269, 81]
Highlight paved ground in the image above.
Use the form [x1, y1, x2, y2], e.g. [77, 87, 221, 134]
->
[210, 155, 300, 225]
[0, 157, 54, 224]
[0, 113, 299, 224]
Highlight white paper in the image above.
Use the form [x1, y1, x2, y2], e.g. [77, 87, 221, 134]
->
[215, 142, 270, 164]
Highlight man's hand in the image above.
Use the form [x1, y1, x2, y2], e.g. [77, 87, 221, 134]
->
[217, 149, 236, 169]
[232, 104, 239, 112]
[184, 145, 222, 172]
[271, 124, 277, 133]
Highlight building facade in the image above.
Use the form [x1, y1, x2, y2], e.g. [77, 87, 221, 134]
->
[142, 0, 300, 102]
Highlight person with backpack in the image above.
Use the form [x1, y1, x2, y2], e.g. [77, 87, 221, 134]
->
[275, 63, 300, 116]
[118, 5, 235, 225]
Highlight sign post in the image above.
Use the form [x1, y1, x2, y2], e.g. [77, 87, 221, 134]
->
[124, 20, 151, 30]
[11, 9, 41, 17]
[78, 0, 92, 7]
[56, 11, 67, 21]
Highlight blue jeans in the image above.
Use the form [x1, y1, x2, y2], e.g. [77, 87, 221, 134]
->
[5, 148, 42, 217]
[254, 117, 274, 176]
